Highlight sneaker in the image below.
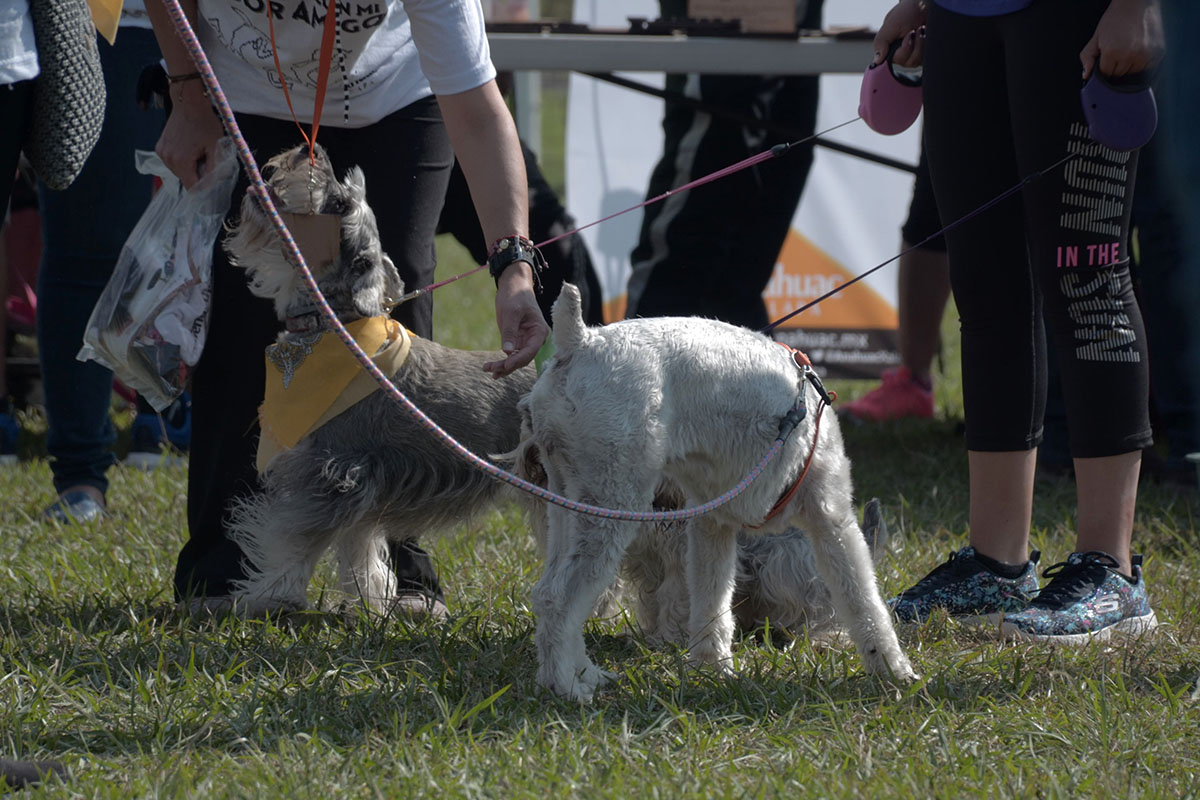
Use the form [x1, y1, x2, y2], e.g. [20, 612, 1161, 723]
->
[1001, 551, 1158, 644]
[42, 490, 107, 524]
[889, 545, 1041, 625]
[841, 366, 934, 422]
[124, 393, 191, 469]
[0, 410, 18, 466]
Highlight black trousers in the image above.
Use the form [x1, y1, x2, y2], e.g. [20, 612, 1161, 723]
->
[923, 1, 1151, 456]
[437, 140, 605, 326]
[174, 97, 454, 599]
[624, 0, 823, 330]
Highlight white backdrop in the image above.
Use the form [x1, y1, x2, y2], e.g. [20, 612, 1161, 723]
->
[565, 0, 924, 377]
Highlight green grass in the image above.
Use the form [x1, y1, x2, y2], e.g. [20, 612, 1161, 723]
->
[3, 278, 1199, 798]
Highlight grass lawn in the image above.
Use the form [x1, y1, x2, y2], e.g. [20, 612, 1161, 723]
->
[3, 243, 1198, 797]
[4, 80, 1200, 800]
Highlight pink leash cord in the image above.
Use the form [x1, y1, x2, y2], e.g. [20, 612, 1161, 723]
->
[159, 0, 799, 524]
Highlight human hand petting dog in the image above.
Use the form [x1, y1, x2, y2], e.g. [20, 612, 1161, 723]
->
[486, 263, 549, 378]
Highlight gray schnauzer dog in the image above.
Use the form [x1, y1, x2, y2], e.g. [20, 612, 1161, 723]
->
[524, 284, 915, 701]
[222, 144, 535, 615]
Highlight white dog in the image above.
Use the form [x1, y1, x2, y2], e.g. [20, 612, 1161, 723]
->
[525, 284, 915, 700]
[510, 435, 892, 643]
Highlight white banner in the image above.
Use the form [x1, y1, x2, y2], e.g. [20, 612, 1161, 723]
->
[565, 0, 923, 377]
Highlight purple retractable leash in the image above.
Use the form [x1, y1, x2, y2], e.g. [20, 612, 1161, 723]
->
[1081, 69, 1158, 151]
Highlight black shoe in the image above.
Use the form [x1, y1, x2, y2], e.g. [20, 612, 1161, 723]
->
[1, 758, 65, 788]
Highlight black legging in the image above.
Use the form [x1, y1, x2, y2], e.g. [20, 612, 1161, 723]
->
[175, 97, 454, 599]
[923, 0, 1151, 457]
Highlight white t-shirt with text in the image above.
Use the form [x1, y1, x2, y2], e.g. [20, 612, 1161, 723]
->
[197, 0, 495, 127]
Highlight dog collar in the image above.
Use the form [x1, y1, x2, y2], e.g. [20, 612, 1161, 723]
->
[284, 308, 362, 333]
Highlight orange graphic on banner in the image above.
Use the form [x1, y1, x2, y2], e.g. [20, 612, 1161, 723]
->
[599, 230, 898, 328]
[603, 294, 627, 324]
[763, 229, 898, 330]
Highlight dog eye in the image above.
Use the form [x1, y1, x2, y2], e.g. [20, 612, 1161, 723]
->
[325, 196, 348, 215]
[261, 164, 276, 181]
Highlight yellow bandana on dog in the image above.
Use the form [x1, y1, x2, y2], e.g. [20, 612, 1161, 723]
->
[257, 316, 412, 474]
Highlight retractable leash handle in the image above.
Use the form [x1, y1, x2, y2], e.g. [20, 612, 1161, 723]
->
[859, 38, 923, 136]
[1081, 70, 1157, 151]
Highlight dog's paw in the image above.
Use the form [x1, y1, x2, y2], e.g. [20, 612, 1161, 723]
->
[862, 646, 918, 684]
[538, 661, 616, 702]
[687, 638, 735, 674]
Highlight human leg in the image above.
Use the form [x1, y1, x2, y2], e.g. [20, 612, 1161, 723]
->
[175, 114, 306, 600]
[887, 7, 1041, 623]
[36, 28, 164, 509]
[924, 6, 1042, 563]
[178, 100, 464, 601]
[625, 71, 819, 329]
[334, 100, 457, 613]
[625, 1, 822, 329]
[996, 2, 1154, 641]
[843, 145, 950, 422]
[1002, 2, 1149, 577]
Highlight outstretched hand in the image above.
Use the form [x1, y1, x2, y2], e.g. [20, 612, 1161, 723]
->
[484, 262, 549, 378]
[1080, 0, 1164, 80]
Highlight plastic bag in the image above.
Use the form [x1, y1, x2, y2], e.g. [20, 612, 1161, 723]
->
[79, 137, 240, 410]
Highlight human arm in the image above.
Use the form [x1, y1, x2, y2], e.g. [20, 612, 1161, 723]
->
[871, 0, 927, 68]
[1080, 0, 1164, 79]
[144, 0, 225, 188]
[436, 80, 549, 378]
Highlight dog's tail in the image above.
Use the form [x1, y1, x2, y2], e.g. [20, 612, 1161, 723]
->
[861, 497, 889, 563]
[551, 282, 588, 353]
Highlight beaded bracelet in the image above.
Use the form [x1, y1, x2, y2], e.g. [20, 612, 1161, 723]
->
[487, 234, 547, 290]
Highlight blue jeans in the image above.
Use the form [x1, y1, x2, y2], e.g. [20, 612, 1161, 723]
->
[36, 28, 164, 495]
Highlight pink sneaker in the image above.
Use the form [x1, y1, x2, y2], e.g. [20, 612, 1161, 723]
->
[841, 366, 934, 421]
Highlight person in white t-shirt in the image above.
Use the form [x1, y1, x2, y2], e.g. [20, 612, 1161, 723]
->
[144, 0, 549, 613]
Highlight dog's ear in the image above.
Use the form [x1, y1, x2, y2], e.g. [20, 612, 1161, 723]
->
[380, 253, 404, 303]
[343, 166, 368, 205]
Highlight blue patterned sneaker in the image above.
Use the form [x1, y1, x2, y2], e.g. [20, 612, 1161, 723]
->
[889, 546, 1041, 625]
[1001, 551, 1157, 644]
